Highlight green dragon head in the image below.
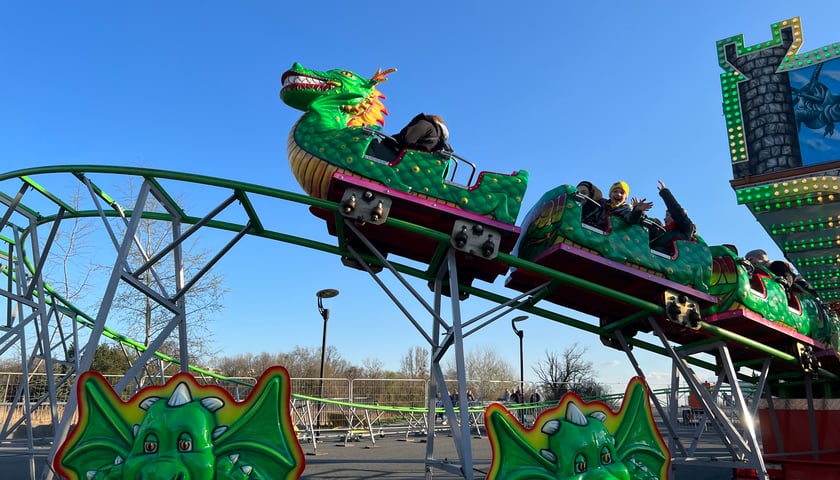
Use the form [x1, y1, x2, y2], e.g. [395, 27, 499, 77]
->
[55, 367, 304, 480]
[485, 377, 670, 479]
[280, 62, 395, 127]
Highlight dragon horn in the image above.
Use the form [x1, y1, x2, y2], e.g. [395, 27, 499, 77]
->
[811, 62, 823, 81]
[371, 67, 397, 84]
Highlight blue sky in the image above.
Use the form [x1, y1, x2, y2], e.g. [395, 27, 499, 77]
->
[3, 2, 840, 392]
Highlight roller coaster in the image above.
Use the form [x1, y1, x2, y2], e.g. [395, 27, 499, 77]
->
[1, 15, 839, 480]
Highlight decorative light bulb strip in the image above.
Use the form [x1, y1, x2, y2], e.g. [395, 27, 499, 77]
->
[735, 176, 840, 211]
[716, 17, 803, 164]
[769, 216, 839, 235]
[795, 254, 840, 267]
[781, 236, 840, 253]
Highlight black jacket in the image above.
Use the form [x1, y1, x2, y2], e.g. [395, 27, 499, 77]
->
[392, 113, 452, 152]
[649, 188, 695, 255]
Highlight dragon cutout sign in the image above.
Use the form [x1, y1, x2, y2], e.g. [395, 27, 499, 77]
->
[485, 377, 670, 479]
[54, 366, 304, 480]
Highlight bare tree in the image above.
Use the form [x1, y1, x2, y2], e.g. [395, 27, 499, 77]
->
[107, 187, 227, 366]
[361, 357, 385, 378]
[400, 346, 430, 379]
[533, 342, 610, 401]
[48, 186, 99, 304]
[445, 346, 514, 401]
[276, 345, 349, 378]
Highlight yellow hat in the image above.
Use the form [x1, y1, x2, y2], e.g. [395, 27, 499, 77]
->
[610, 181, 629, 196]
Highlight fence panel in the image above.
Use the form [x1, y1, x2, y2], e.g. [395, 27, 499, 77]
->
[351, 378, 427, 407]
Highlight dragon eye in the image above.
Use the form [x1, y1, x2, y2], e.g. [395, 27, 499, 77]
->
[600, 446, 612, 464]
[340, 71, 354, 78]
[178, 432, 193, 452]
[143, 434, 159, 454]
[574, 453, 587, 473]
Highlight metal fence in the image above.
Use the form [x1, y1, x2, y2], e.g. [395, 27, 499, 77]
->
[0, 372, 681, 442]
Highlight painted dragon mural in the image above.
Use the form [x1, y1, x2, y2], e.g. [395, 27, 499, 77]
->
[793, 62, 840, 137]
[279, 62, 529, 225]
[485, 377, 670, 479]
[54, 366, 304, 480]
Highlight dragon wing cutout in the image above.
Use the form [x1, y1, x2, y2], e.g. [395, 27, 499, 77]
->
[212, 366, 303, 479]
[485, 404, 557, 480]
[55, 371, 134, 480]
[485, 377, 669, 480]
[613, 378, 670, 478]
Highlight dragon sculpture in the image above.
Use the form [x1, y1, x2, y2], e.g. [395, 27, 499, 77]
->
[280, 62, 529, 225]
[54, 366, 304, 480]
[485, 377, 670, 479]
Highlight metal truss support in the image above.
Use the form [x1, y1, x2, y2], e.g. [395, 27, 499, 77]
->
[0, 173, 256, 480]
[640, 318, 770, 479]
[340, 220, 530, 480]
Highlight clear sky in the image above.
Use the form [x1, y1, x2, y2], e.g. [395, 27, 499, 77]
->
[3, 2, 840, 393]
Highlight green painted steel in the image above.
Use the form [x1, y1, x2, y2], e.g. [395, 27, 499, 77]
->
[0, 165, 833, 384]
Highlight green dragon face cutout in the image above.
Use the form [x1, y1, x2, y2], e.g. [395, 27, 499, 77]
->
[54, 366, 304, 480]
[485, 377, 670, 479]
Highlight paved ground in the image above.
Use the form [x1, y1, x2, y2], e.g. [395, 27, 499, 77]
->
[1, 429, 731, 479]
[295, 429, 728, 479]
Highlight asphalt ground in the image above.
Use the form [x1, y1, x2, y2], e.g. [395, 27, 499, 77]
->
[1, 428, 730, 479]
[295, 428, 727, 479]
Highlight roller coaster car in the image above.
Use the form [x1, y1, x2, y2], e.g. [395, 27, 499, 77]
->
[283, 64, 528, 285]
[309, 147, 521, 285]
[506, 185, 716, 334]
[706, 245, 840, 372]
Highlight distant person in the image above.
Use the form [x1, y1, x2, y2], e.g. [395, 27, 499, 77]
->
[648, 180, 696, 255]
[501, 388, 511, 402]
[529, 391, 541, 403]
[392, 113, 453, 153]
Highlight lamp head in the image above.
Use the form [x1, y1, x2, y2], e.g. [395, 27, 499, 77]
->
[316, 289, 340, 299]
[511, 315, 528, 336]
[317, 289, 339, 315]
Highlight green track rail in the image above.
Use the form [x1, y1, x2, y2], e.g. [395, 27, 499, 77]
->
[0, 165, 833, 387]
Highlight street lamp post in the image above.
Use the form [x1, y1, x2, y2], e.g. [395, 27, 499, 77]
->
[316, 288, 339, 435]
[511, 315, 528, 419]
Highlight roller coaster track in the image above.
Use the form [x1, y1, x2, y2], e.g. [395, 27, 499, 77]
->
[0, 165, 835, 479]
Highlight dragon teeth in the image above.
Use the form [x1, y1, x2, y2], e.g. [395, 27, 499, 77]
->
[283, 74, 327, 88]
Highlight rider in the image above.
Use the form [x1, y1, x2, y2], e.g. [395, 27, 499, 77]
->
[392, 113, 453, 153]
[603, 180, 651, 229]
[576, 181, 604, 228]
[648, 180, 695, 255]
